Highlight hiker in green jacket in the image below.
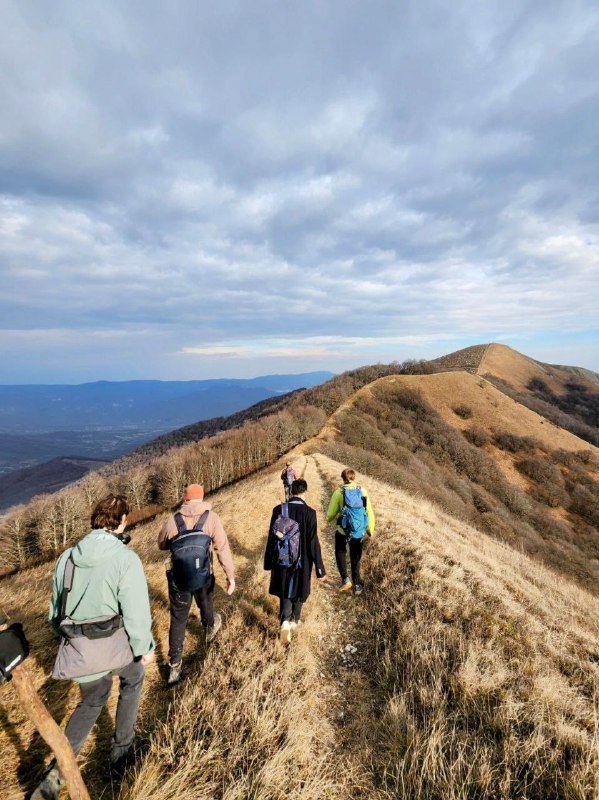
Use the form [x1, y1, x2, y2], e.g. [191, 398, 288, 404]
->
[326, 468, 375, 595]
[32, 494, 155, 800]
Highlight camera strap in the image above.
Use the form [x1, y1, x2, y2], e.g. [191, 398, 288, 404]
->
[60, 555, 76, 621]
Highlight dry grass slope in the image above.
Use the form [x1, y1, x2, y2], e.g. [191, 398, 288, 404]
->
[1, 449, 599, 799]
[314, 454, 599, 800]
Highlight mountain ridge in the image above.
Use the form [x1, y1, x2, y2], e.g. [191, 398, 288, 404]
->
[1, 450, 599, 798]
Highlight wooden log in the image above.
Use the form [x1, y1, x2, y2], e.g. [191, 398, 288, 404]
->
[9, 662, 91, 800]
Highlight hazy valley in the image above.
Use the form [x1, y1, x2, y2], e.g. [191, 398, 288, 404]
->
[0, 371, 332, 510]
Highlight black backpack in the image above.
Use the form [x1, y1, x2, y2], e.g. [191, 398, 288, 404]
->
[170, 510, 212, 591]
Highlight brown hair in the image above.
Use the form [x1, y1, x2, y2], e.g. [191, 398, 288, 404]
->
[341, 468, 355, 483]
[91, 494, 130, 531]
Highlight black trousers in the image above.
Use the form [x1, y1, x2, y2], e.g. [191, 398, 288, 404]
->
[279, 597, 303, 624]
[335, 532, 364, 585]
[167, 571, 215, 664]
[64, 660, 145, 763]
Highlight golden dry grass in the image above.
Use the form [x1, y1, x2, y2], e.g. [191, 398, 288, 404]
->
[477, 343, 599, 397]
[324, 370, 599, 495]
[364, 372, 596, 454]
[1, 449, 599, 799]
[477, 343, 567, 395]
[314, 453, 599, 799]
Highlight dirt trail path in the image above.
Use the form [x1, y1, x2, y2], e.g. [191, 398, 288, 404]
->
[130, 451, 381, 798]
[2, 452, 385, 799]
[133, 452, 382, 799]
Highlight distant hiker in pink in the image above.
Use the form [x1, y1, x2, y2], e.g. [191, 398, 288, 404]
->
[280, 461, 298, 501]
[158, 483, 235, 685]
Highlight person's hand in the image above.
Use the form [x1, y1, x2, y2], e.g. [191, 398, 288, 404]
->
[140, 651, 155, 666]
[226, 578, 236, 596]
[317, 574, 327, 581]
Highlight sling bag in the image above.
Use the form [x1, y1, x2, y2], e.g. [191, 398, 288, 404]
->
[52, 555, 133, 680]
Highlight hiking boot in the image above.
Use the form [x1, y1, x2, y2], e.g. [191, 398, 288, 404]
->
[206, 612, 222, 643]
[353, 583, 364, 596]
[31, 761, 63, 800]
[280, 620, 292, 645]
[109, 736, 150, 780]
[167, 661, 182, 685]
[290, 620, 303, 631]
[339, 578, 353, 592]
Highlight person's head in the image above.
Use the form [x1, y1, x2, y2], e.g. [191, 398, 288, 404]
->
[341, 468, 355, 484]
[91, 494, 130, 532]
[285, 462, 291, 467]
[184, 483, 204, 502]
[291, 478, 307, 496]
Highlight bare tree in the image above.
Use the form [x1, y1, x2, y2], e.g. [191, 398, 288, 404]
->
[155, 451, 188, 507]
[80, 472, 108, 510]
[119, 468, 152, 510]
[0, 506, 31, 569]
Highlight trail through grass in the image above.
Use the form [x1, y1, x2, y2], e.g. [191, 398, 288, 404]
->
[2, 450, 599, 799]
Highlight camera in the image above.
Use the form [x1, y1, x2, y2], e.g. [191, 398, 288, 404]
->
[115, 533, 131, 545]
[0, 623, 30, 684]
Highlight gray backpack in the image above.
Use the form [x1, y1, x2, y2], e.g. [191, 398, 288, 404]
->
[52, 555, 133, 680]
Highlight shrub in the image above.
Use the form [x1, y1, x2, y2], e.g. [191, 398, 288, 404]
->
[551, 449, 579, 468]
[528, 377, 549, 392]
[533, 483, 569, 508]
[570, 485, 599, 527]
[493, 432, 540, 453]
[472, 488, 493, 513]
[516, 457, 563, 485]
[453, 404, 473, 419]
[575, 449, 594, 465]
[398, 359, 436, 375]
[485, 375, 599, 447]
[463, 425, 490, 447]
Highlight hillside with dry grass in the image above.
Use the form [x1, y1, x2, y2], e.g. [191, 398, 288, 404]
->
[1, 345, 599, 799]
[432, 343, 599, 446]
[2, 451, 599, 799]
[317, 368, 599, 589]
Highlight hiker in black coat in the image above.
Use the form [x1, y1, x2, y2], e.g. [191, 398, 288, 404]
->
[264, 478, 326, 644]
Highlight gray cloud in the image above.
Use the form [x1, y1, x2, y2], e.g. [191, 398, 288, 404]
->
[1, 0, 598, 381]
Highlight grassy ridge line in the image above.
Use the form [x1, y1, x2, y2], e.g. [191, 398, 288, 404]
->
[121, 453, 364, 800]
[314, 453, 599, 799]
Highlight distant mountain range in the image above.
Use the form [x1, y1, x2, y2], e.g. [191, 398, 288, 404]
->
[0, 372, 333, 489]
[0, 373, 334, 432]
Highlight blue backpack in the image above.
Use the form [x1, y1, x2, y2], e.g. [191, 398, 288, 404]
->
[340, 486, 368, 539]
[170, 510, 212, 591]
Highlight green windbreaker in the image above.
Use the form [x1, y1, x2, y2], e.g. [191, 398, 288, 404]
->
[326, 482, 376, 536]
[49, 529, 155, 683]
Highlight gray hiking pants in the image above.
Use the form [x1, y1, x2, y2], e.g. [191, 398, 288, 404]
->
[64, 660, 145, 763]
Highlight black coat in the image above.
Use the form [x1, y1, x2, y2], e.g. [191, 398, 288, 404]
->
[264, 497, 325, 602]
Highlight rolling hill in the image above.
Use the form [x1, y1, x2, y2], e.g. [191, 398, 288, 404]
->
[0, 344, 598, 798]
[432, 343, 599, 446]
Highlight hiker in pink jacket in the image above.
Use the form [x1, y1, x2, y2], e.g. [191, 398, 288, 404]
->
[280, 462, 298, 501]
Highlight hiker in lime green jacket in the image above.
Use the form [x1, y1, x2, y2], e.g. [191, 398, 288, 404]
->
[326, 468, 375, 595]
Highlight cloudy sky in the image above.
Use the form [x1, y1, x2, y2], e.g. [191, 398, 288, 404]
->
[1, 0, 598, 383]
